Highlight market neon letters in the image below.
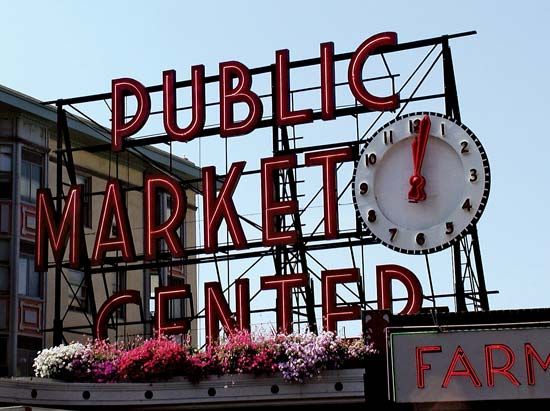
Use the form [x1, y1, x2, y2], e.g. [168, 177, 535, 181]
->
[111, 32, 399, 151]
[36, 147, 357, 268]
[144, 174, 186, 260]
[35, 186, 82, 271]
[261, 155, 299, 247]
[305, 147, 353, 239]
[203, 161, 248, 253]
[91, 179, 136, 265]
[35, 148, 362, 267]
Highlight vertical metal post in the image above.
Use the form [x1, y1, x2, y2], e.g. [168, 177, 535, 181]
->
[443, 38, 467, 312]
[469, 226, 489, 310]
[280, 127, 317, 333]
[442, 38, 489, 312]
[270, 66, 317, 333]
[271, 66, 283, 276]
[59, 110, 96, 317]
[8, 141, 21, 376]
[452, 243, 467, 312]
[143, 268, 151, 338]
[442, 37, 461, 123]
[53, 103, 64, 345]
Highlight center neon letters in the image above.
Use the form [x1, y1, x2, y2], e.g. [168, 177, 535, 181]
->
[92, 264, 423, 342]
[111, 32, 399, 151]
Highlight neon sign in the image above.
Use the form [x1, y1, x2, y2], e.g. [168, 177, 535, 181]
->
[35, 31, 431, 343]
[110, 32, 399, 151]
[34, 33, 403, 267]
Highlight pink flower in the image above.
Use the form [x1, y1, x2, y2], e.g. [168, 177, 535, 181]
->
[118, 336, 189, 382]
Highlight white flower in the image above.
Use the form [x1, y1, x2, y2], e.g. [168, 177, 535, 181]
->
[33, 342, 86, 379]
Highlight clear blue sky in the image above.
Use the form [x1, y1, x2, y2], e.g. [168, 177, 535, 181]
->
[3, 1, 549, 333]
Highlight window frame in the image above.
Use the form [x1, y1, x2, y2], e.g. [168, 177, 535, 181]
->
[67, 269, 89, 313]
[20, 149, 43, 204]
[112, 271, 127, 319]
[0, 145, 12, 200]
[0, 238, 9, 293]
[76, 174, 92, 229]
[18, 253, 42, 299]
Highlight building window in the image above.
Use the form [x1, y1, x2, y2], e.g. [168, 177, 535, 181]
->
[0, 145, 12, 199]
[17, 336, 42, 377]
[149, 270, 159, 316]
[0, 239, 9, 293]
[168, 276, 186, 320]
[20, 150, 42, 204]
[112, 271, 127, 319]
[67, 269, 88, 312]
[18, 255, 42, 298]
[157, 190, 186, 251]
[0, 299, 7, 330]
[0, 336, 7, 377]
[149, 270, 187, 320]
[113, 270, 127, 293]
[76, 174, 92, 228]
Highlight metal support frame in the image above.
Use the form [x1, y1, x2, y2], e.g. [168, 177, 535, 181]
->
[273, 123, 318, 333]
[53, 105, 64, 345]
[442, 38, 489, 312]
[59, 108, 97, 318]
[53, 105, 98, 345]
[269, 65, 318, 334]
[43, 30, 492, 344]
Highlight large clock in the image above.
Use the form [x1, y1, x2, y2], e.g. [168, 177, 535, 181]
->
[353, 112, 490, 254]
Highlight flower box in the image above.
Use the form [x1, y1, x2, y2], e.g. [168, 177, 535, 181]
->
[32, 332, 377, 385]
[0, 368, 367, 409]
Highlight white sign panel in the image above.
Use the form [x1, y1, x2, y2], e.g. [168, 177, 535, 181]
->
[389, 326, 550, 403]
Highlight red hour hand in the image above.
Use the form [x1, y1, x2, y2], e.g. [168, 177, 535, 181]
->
[408, 115, 431, 202]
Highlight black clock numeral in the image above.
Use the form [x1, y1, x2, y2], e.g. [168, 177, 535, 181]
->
[410, 119, 420, 133]
[367, 209, 377, 223]
[460, 140, 469, 154]
[389, 228, 397, 241]
[384, 130, 393, 145]
[359, 182, 369, 195]
[462, 198, 473, 212]
[445, 222, 454, 234]
[469, 169, 478, 182]
[365, 153, 377, 166]
[416, 233, 425, 246]
[440, 123, 446, 137]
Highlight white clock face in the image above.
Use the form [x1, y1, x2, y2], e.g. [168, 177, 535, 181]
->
[353, 112, 490, 254]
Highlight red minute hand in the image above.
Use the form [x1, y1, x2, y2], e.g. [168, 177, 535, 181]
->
[408, 115, 431, 202]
